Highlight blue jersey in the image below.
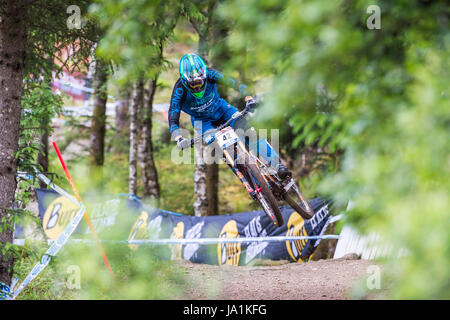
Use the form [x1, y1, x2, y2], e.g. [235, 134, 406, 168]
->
[168, 69, 248, 137]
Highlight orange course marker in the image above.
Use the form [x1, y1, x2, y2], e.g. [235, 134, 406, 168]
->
[52, 142, 116, 281]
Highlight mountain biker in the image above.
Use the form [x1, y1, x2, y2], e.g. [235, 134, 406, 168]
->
[168, 53, 291, 180]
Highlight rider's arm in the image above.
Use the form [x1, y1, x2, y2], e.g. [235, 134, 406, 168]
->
[168, 80, 186, 141]
[207, 68, 250, 97]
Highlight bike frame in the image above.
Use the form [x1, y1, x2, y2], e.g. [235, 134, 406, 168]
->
[186, 104, 281, 198]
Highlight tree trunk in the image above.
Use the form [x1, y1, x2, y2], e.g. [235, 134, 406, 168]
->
[37, 126, 49, 190]
[89, 57, 108, 168]
[114, 87, 130, 153]
[193, 143, 208, 217]
[115, 94, 129, 135]
[113, 87, 130, 156]
[37, 122, 49, 186]
[206, 18, 231, 216]
[192, 9, 220, 216]
[139, 78, 160, 200]
[37, 54, 54, 187]
[0, 0, 29, 285]
[206, 160, 218, 214]
[198, 33, 210, 59]
[129, 79, 143, 196]
[192, 46, 211, 215]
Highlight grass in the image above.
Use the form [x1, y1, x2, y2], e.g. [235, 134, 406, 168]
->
[13, 242, 188, 300]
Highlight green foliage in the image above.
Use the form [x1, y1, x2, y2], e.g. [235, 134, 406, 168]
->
[13, 241, 187, 299]
[90, 0, 183, 82]
[11, 186, 188, 300]
[3, 79, 64, 287]
[16, 80, 64, 233]
[19, 80, 63, 174]
[1, 0, 100, 287]
[61, 244, 185, 299]
[25, 0, 98, 80]
[53, 198, 186, 299]
[222, 0, 450, 298]
[13, 244, 76, 300]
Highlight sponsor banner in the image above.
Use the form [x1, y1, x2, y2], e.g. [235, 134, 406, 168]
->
[14, 189, 142, 240]
[128, 198, 331, 265]
[33, 188, 331, 265]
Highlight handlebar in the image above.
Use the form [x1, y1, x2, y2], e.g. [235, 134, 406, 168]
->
[185, 99, 255, 149]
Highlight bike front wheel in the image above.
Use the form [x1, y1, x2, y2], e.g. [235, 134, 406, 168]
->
[246, 161, 284, 227]
[283, 181, 314, 220]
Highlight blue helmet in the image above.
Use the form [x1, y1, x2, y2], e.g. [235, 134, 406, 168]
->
[179, 53, 207, 99]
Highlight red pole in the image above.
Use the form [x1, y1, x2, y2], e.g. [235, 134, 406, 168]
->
[52, 142, 116, 280]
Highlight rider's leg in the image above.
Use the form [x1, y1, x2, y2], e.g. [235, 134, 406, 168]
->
[232, 115, 292, 180]
[191, 116, 216, 144]
[191, 99, 237, 144]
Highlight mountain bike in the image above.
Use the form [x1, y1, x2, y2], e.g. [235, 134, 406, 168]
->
[182, 97, 314, 227]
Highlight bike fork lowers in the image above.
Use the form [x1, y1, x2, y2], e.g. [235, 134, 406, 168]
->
[223, 149, 257, 199]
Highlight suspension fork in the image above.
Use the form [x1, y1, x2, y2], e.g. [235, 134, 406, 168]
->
[223, 146, 256, 196]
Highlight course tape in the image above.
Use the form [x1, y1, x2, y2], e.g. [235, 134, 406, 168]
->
[13, 235, 340, 246]
[11, 206, 86, 299]
[17, 171, 80, 207]
[125, 235, 340, 245]
[10, 172, 85, 300]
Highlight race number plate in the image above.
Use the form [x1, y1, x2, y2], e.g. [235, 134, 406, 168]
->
[215, 127, 239, 150]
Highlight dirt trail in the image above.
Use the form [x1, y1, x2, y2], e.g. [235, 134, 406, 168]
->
[177, 257, 375, 300]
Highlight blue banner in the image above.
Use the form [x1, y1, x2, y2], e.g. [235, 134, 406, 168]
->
[31, 188, 332, 265]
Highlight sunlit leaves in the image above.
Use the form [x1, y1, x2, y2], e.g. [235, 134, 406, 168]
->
[90, 0, 182, 83]
[222, 0, 450, 298]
